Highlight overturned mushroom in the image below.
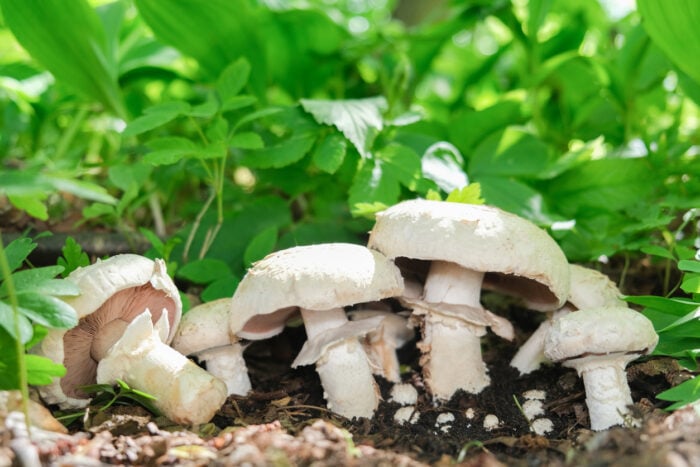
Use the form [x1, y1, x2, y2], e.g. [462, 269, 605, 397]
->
[35, 254, 227, 425]
[510, 264, 627, 374]
[348, 309, 414, 383]
[543, 306, 658, 430]
[171, 298, 251, 396]
[368, 199, 569, 399]
[229, 243, 404, 419]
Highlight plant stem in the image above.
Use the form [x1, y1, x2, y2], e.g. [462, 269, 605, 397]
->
[54, 106, 90, 162]
[0, 231, 32, 438]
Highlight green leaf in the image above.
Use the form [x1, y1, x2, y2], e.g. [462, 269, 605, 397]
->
[656, 376, 700, 411]
[445, 184, 485, 205]
[641, 245, 676, 261]
[201, 275, 240, 303]
[16, 292, 78, 329]
[188, 94, 220, 118]
[351, 202, 389, 220]
[348, 159, 400, 211]
[143, 137, 197, 165]
[240, 134, 315, 169]
[376, 144, 421, 190]
[82, 203, 116, 220]
[638, 0, 700, 85]
[217, 58, 251, 105]
[478, 176, 557, 225]
[123, 103, 189, 137]
[0, 0, 124, 116]
[44, 176, 118, 205]
[7, 193, 47, 220]
[243, 227, 278, 268]
[3, 266, 71, 296]
[469, 128, 554, 179]
[0, 301, 34, 343]
[230, 132, 264, 150]
[57, 237, 90, 278]
[108, 163, 153, 192]
[221, 95, 257, 112]
[679, 260, 700, 274]
[312, 133, 347, 174]
[134, 0, 267, 93]
[176, 258, 232, 285]
[681, 274, 700, 294]
[448, 99, 524, 154]
[25, 354, 67, 386]
[300, 97, 387, 158]
[421, 142, 468, 193]
[3, 237, 36, 273]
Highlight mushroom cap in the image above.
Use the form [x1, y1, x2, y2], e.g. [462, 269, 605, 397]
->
[543, 306, 658, 363]
[171, 298, 237, 356]
[567, 264, 626, 310]
[231, 243, 405, 339]
[35, 254, 182, 407]
[368, 199, 569, 311]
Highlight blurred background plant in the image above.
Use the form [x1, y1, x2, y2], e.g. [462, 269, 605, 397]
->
[0, 0, 698, 407]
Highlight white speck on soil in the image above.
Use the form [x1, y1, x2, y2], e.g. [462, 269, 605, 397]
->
[530, 418, 554, 435]
[483, 414, 500, 431]
[389, 383, 418, 406]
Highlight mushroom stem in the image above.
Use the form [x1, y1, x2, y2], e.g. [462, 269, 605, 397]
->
[96, 311, 227, 425]
[197, 344, 252, 396]
[566, 355, 634, 431]
[421, 261, 490, 397]
[299, 308, 379, 419]
[510, 308, 569, 375]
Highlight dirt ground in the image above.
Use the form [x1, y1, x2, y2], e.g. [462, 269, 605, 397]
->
[2, 309, 699, 466]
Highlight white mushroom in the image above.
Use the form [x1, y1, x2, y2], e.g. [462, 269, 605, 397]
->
[348, 309, 414, 382]
[543, 306, 658, 430]
[34, 254, 227, 425]
[229, 243, 404, 419]
[368, 199, 569, 399]
[171, 298, 251, 396]
[511, 264, 628, 375]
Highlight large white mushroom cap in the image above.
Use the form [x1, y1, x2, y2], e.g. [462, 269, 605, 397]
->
[34, 254, 182, 408]
[368, 199, 570, 311]
[231, 243, 405, 338]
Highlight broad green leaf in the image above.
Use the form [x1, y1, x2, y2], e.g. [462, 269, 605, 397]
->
[201, 275, 240, 303]
[82, 203, 115, 220]
[679, 260, 700, 274]
[7, 194, 47, 220]
[217, 58, 251, 104]
[629, 295, 699, 316]
[234, 107, 285, 131]
[421, 142, 468, 193]
[376, 144, 421, 190]
[641, 245, 676, 261]
[477, 176, 557, 225]
[177, 258, 232, 285]
[0, 0, 124, 116]
[230, 132, 264, 150]
[188, 94, 220, 118]
[123, 102, 190, 137]
[144, 137, 197, 165]
[0, 301, 33, 343]
[108, 162, 153, 192]
[2, 237, 36, 273]
[0, 171, 51, 197]
[243, 227, 278, 268]
[44, 177, 117, 205]
[681, 274, 700, 294]
[312, 134, 347, 174]
[348, 159, 400, 212]
[656, 376, 700, 411]
[4, 266, 64, 294]
[240, 134, 315, 169]
[544, 158, 656, 215]
[638, 0, 700, 85]
[134, 0, 267, 94]
[448, 99, 524, 154]
[222, 95, 257, 112]
[469, 128, 554, 179]
[16, 292, 78, 329]
[192, 142, 227, 161]
[300, 97, 387, 158]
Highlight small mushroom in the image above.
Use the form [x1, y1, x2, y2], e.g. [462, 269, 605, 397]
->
[368, 199, 569, 399]
[348, 309, 415, 382]
[171, 298, 251, 396]
[511, 264, 628, 375]
[35, 254, 227, 425]
[229, 243, 404, 419]
[543, 306, 658, 430]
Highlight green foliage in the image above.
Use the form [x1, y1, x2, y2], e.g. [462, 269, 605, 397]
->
[57, 237, 90, 278]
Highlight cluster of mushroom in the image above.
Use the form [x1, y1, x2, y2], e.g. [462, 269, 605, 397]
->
[35, 198, 658, 432]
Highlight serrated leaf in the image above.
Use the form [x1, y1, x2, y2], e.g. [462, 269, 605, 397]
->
[108, 162, 153, 193]
[230, 132, 264, 149]
[351, 202, 389, 219]
[376, 143, 421, 190]
[426, 189, 443, 201]
[16, 292, 78, 329]
[240, 134, 315, 169]
[177, 258, 232, 285]
[445, 184, 485, 205]
[243, 227, 278, 268]
[312, 133, 346, 174]
[57, 237, 90, 278]
[300, 97, 387, 158]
